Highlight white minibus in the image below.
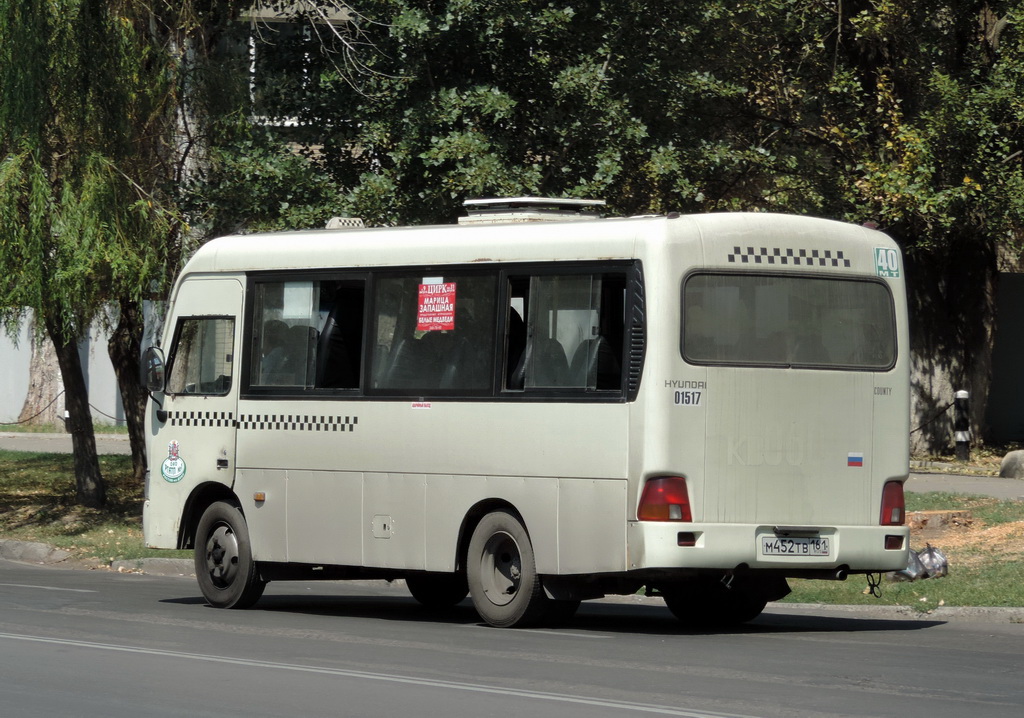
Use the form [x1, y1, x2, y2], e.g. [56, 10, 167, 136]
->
[142, 203, 910, 627]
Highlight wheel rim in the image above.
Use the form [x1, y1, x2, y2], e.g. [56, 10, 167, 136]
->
[204, 523, 240, 588]
[479, 530, 522, 607]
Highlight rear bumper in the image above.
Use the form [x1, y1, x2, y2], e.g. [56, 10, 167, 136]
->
[627, 521, 910, 574]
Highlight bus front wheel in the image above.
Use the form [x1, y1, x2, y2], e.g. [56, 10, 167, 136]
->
[467, 510, 547, 627]
[194, 501, 266, 609]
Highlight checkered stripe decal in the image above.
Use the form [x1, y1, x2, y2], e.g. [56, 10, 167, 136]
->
[238, 414, 358, 432]
[167, 411, 234, 427]
[727, 246, 851, 267]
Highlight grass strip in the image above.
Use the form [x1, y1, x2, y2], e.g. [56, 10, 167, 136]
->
[0, 449, 188, 563]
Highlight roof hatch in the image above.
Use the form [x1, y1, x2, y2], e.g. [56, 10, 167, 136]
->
[459, 197, 605, 225]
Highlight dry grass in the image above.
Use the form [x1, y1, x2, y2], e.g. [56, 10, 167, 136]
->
[0, 450, 186, 563]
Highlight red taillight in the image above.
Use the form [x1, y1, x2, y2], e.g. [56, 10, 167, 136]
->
[880, 481, 905, 526]
[638, 477, 692, 522]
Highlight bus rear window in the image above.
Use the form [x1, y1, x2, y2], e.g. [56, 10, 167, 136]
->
[682, 273, 896, 369]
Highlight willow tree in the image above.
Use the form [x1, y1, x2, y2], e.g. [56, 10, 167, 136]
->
[0, 1, 189, 504]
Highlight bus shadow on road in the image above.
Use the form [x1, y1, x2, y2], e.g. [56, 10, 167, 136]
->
[163, 593, 945, 635]
[567, 602, 944, 635]
[250, 593, 485, 626]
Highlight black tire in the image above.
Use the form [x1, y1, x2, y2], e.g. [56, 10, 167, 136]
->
[661, 578, 767, 628]
[467, 510, 548, 627]
[405, 572, 469, 608]
[194, 501, 266, 609]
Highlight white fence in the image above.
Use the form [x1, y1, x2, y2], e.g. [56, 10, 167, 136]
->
[0, 316, 126, 428]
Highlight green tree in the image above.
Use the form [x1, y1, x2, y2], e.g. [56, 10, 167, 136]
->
[193, 1, 1024, 450]
[687, 0, 1024, 449]
[294, 1, 732, 224]
[181, 129, 349, 237]
[316, 1, 1024, 448]
[0, 1, 244, 501]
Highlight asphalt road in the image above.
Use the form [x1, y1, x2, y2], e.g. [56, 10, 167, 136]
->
[0, 431, 132, 455]
[3, 430, 1022, 716]
[1, 559, 1022, 718]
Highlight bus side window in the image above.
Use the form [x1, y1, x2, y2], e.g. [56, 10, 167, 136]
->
[248, 279, 366, 391]
[166, 317, 235, 396]
[250, 280, 319, 388]
[315, 284, 364, 389]
[505, 272, 624, 392]
[371, 273, 496, 393]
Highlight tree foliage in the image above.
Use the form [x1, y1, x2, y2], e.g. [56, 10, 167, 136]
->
[0, 1, 244, 502]
[0, 1, 175, 323]
[5, 1, 1023, 457]
[340, 3, 1022, 231]
[182, 129, 349, 237]
[205, 0, 1022, 448]
[217, 2, 1023, 246]
[0, 0, 174, 505]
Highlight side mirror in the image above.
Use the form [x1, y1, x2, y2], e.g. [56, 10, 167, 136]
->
[141, 346, 166, 393]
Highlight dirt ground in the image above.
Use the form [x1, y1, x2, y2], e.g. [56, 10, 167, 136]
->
[908, 505, 1024, 568]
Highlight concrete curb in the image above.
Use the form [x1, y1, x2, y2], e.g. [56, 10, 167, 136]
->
[0, 538, 72, 564]
[595, 592, 1024, 622]
[110, 557, 194, 577]
[764, 601, 1024, 623]
[0, 538, 190, 575]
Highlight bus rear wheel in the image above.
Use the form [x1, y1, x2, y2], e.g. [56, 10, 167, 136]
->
[194, 501, 266, 609]
[467, 510, 548, 628]
[405, 572, 469, 608]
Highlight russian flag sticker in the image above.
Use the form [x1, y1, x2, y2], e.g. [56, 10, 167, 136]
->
[848, 452, 864, 467]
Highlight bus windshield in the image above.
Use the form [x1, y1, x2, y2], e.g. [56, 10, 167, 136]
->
[682, 273, 896, 369]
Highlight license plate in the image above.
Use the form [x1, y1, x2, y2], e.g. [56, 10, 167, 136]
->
[761, 536, 830, 557]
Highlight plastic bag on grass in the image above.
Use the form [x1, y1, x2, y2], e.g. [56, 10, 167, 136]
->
[918, 543, 949, 579]
[889, 548, 927, 582]
[888, 544, 949, 582]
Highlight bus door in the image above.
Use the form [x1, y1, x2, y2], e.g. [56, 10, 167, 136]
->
[155, 278, 243, 492]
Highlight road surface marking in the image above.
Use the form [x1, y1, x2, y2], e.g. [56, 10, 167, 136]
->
[0, 631, 757, 718]
[0, 583, 97, 593]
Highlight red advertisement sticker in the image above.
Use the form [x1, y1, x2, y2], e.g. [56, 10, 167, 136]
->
[417, 281, 456, 331]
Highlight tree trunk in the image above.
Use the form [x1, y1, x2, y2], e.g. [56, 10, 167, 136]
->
[17, 321, 64, 428]
[108, 297, 149, 483]
[44, 314, 106, 508]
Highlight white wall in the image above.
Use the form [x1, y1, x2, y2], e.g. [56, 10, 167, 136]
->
[0, 315, 124, 427]
[0, 322, 32, 424]
[79, 322, 125, 426]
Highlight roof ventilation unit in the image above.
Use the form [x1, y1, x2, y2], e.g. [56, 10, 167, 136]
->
[459, 197, 605, 225]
